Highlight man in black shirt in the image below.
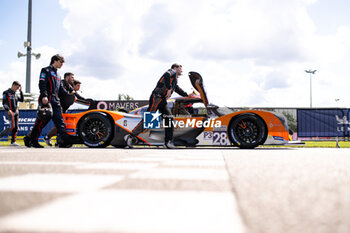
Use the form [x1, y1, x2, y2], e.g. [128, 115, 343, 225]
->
[0, 81, 24, 146]
[24, 54, 71, 148]
[125, 63, 192, 149]
[72, 80, 86, 100]
[43, 74, 88, 146]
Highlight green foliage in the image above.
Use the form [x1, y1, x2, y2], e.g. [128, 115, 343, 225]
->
[118, 94, 134, 101]
[282, 111, 297, 133]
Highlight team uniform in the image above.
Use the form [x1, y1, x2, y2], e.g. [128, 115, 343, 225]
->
[25, 65, 70, 147]
[60, 79, 87, 112]
[0, 88, 24, 143]
[44, 79, 88, 145]
[131, 69, 188, 143]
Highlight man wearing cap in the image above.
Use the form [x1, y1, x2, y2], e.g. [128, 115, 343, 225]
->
[0, 81, 24, 146]
[24, 54, 71, 148]
[124, 63, 193, 149]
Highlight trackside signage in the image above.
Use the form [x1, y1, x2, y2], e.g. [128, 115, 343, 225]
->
[143, 111, 222, 129]
[0, 110, 53, 137]
[0, 110, 83, 138]
[297, 108, 350, 137]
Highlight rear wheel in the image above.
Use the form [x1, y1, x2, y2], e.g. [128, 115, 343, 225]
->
[78, 113, 113, 148]
[228, 114, 267, 149]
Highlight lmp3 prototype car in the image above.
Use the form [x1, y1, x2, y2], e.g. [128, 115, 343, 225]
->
[62, 72, 290, 149]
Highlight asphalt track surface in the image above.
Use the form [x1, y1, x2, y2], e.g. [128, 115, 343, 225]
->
[0, 147, 350, 233]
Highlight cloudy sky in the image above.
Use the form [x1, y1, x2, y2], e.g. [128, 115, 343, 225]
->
[1, 0, 350, 107]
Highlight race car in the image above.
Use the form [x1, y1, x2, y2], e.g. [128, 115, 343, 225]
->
[62, 72, 290, 149]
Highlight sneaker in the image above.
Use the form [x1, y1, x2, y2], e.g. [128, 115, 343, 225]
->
[124, 134, 134, 148]
[44, 136, 52, 147]
[31, 141, 44, 148]
[10, 142, 21, 147]
[164, 141, 176, 149]
[23, 136, 32, 148]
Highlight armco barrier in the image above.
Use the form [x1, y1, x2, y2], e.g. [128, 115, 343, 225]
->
[297, 108, 350, 137]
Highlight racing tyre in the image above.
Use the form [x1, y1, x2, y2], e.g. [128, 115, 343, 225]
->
[78, 113, 113, 148]
[228, 114, 267, 149]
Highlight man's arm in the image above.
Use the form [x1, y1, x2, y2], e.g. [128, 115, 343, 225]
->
[38, 68, 48, 98]
[58, 81, 71, 97]
[74, 92, 86, 101]
[174, 85, 188, 97]
[2, 93, 10, 111]
[18, 89, 24, 102]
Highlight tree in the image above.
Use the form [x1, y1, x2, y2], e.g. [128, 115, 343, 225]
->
[118, 94, 134, 101]
[282, 111, 297, 133]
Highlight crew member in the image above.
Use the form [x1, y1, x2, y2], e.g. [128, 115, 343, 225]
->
[43, 76, 90, 146]
[60, 72, 77, 112]
[124, 63, 193, 149]
[0, 81, 24, 146]
[24, 54, 71, 148]
[72, 80, 86, 100]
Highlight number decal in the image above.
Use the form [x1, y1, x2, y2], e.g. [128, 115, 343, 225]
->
[213, 131, 229, 145]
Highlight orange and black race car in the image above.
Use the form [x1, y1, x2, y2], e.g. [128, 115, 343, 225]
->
[62, 72, 290, 149]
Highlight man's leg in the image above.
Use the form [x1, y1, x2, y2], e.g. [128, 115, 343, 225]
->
[11, 114, 19, 144]
[125, 94, 164, 147]
[50, 99, 70, 147]
[25, 117, 49, 148]
[158, 103, 176, 148]
[47, 127, 57, 138]
[132, 94, 163, 136]
[44, 127, 57, 146]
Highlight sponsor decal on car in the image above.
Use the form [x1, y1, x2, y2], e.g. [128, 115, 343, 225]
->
[143, 111, 222, 129]
[65, 128, 75, 133]
[143, 111, 162, 129]
[272, 136, 284, 141]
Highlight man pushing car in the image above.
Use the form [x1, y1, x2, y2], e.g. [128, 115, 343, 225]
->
[124, 63, 194, 149]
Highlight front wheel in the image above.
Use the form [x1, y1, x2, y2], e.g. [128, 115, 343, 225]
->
[228, 114, 267, 149]
[78, 113, 113, 148]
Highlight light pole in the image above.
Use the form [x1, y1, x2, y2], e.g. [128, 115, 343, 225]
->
[17, 0, 40, 94]
[305, 69, 317, 108]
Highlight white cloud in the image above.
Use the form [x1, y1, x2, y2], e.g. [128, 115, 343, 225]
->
[3, 0, 348, 107]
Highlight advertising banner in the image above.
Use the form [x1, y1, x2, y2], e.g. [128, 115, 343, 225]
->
[297, 109, 350, 137]
[0, 110, 84, 139]
[0, 110, 54, 138]
[94, 100, 148, 111]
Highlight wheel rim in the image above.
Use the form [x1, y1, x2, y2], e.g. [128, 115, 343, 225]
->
[81, 118, 108, 142]
[234, 119, 260, 144]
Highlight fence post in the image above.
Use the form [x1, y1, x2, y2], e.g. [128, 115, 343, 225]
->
[336, 136, 340, 148]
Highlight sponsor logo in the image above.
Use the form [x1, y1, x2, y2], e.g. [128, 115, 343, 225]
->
[3, 116, 9, 124]
[143, 111, 222, 129]
[273, 136, 284, 141]
[203, 131, 213, 140]
[335, 115, 350, 132]
[96, 101, 143, 110]
[163, 118, 221, 128]
[3, 116, 36, 125]
[144, 111, 162, 129]
[336, 115, 350, 125]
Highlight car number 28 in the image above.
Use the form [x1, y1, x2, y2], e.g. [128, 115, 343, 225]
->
[213, 131, 229, 145]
